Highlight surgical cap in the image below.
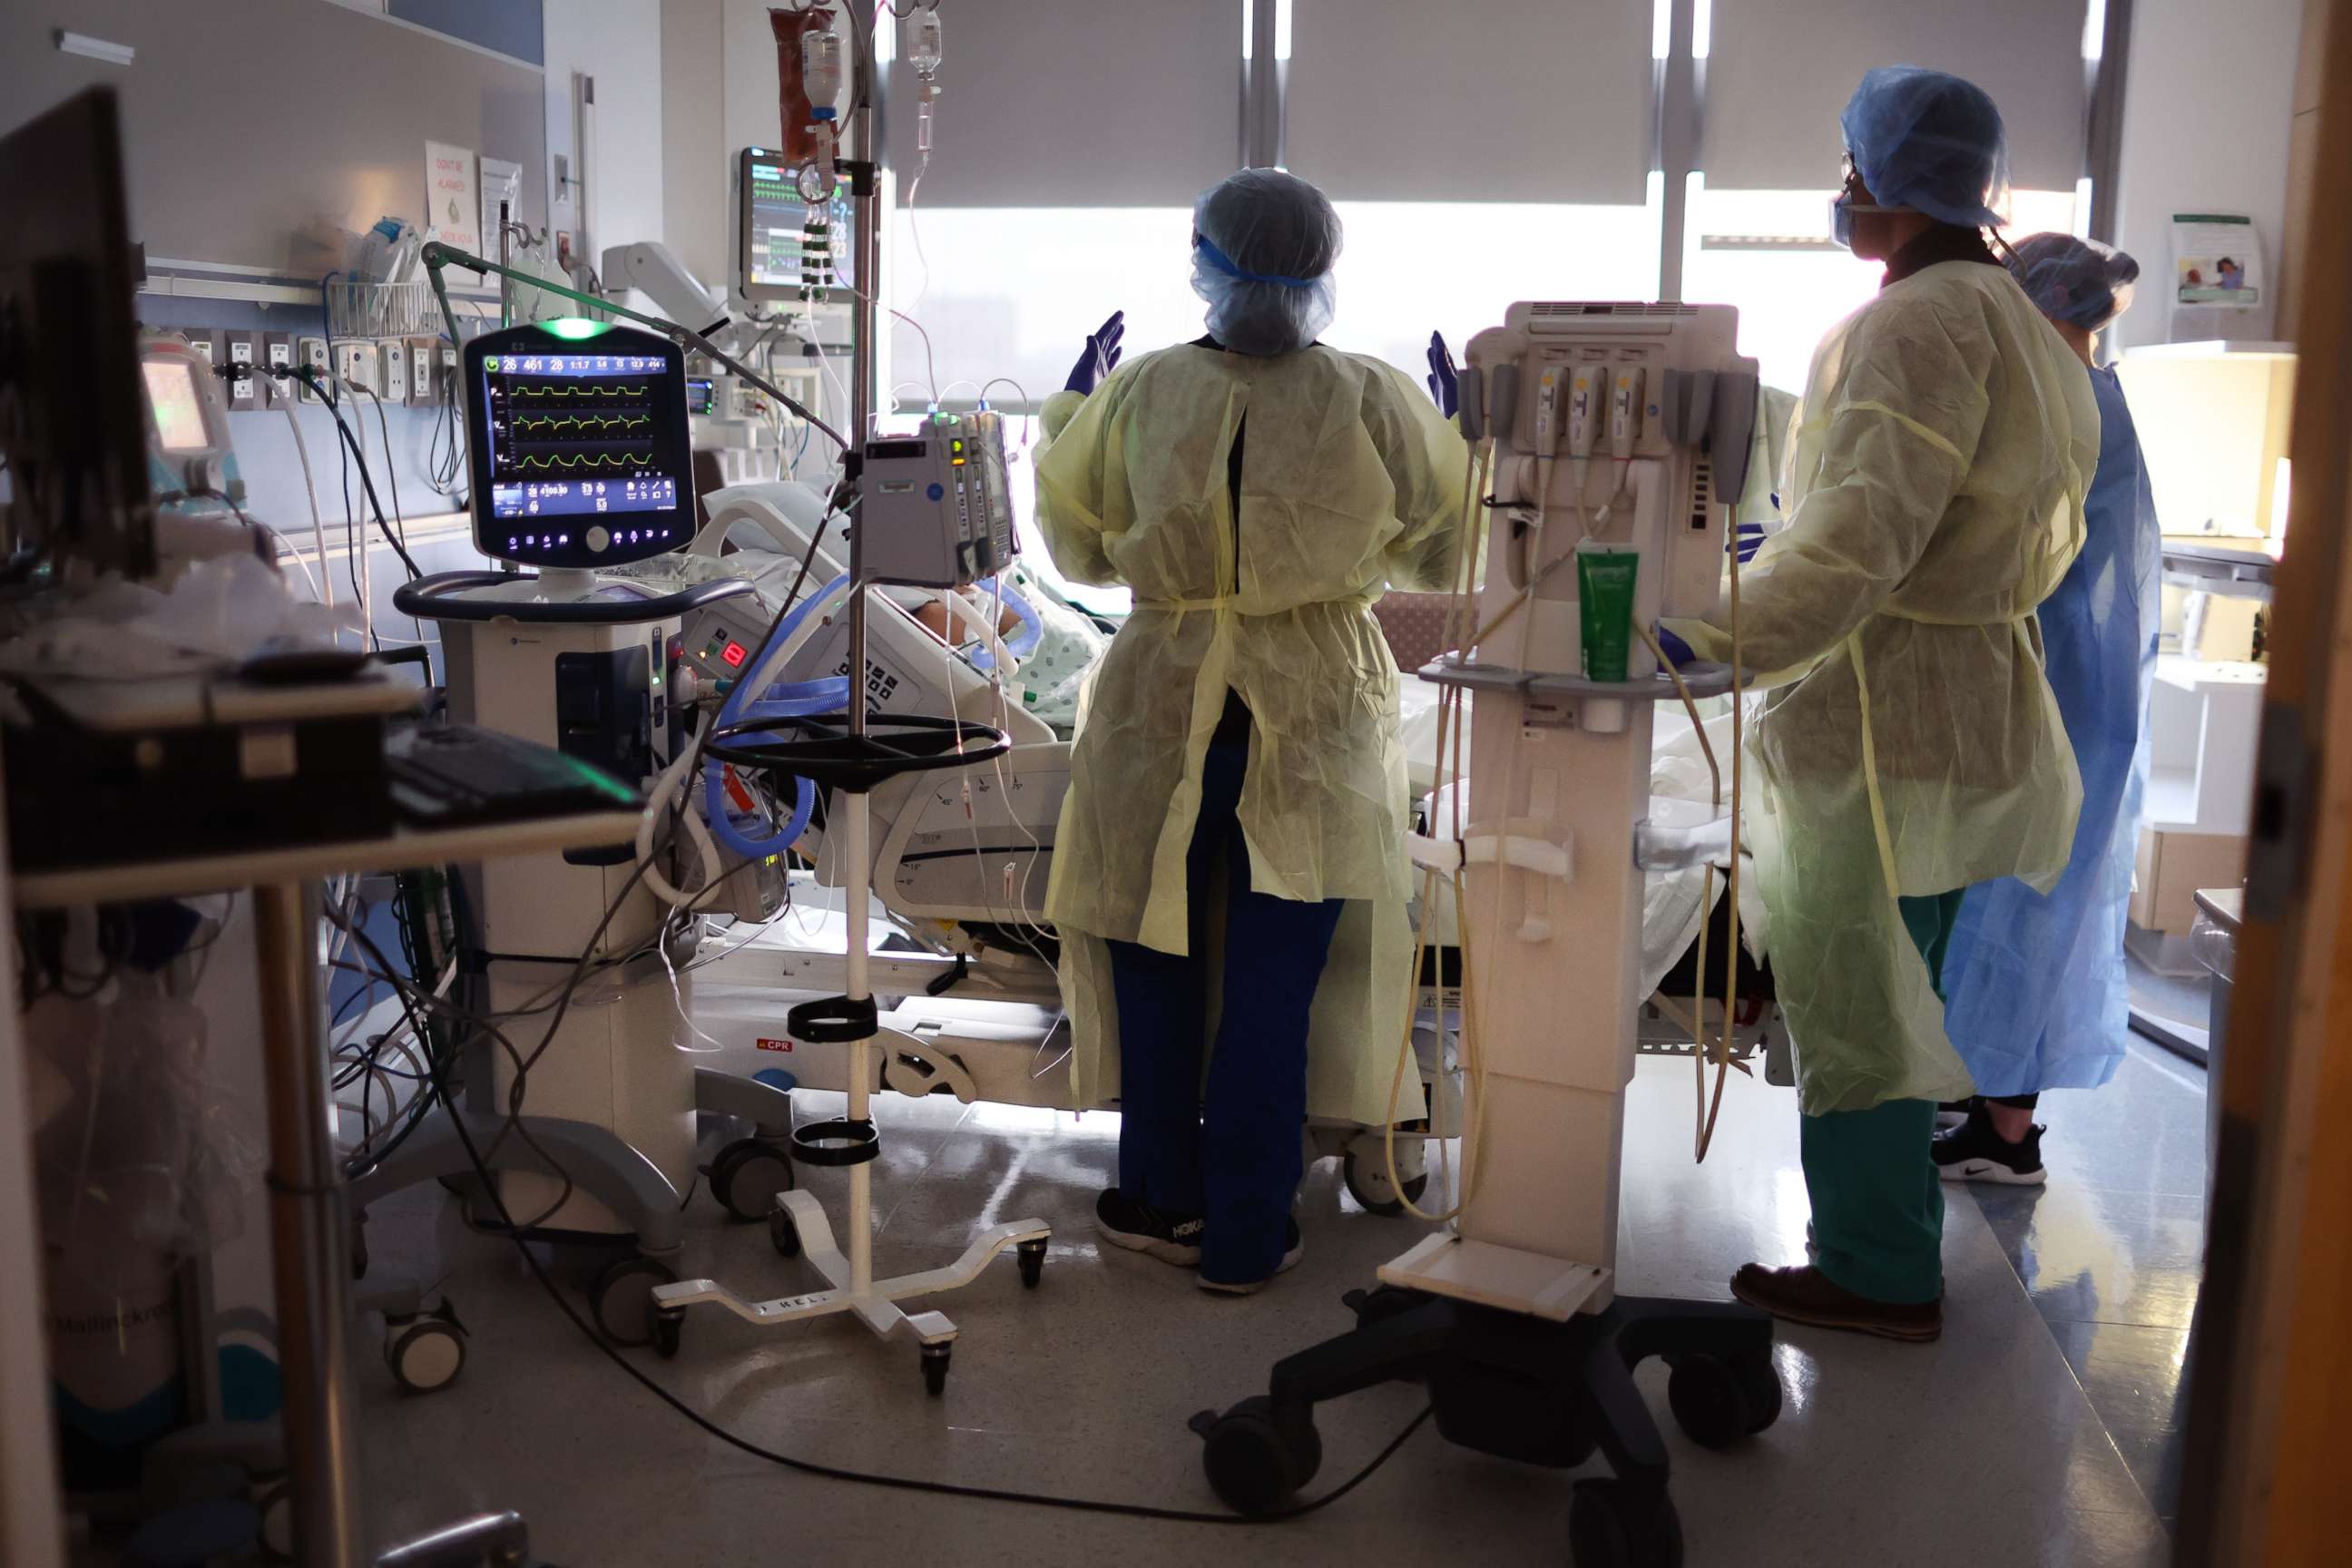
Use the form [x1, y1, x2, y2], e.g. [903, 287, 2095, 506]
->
[1841, 66, 2010, 231]
[2006, 232, 2141, 331]
[1191, 168, 1342, 357]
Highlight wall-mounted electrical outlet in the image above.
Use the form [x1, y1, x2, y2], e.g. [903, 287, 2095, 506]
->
[332, 340, 378, 397]
[261, 332, 295, 408]
[405, 336, 437, 406]
[224, 332, 259, 410]
[297, 337, 328, 403]
[376, 338, 408, 405]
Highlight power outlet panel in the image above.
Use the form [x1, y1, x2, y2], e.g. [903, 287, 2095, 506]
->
[405, 336, 437, 406]
[223, 332, 259, 410]
[376, 338, 408, 405]
[261, 332, 295, 407]
[333, 339, 378, 397]
[297, 337, 329, 403]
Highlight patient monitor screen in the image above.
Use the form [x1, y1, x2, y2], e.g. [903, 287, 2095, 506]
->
[740, 149, 858, 300]
[143, 358, 208, 453]
[466, 323, 692, 569]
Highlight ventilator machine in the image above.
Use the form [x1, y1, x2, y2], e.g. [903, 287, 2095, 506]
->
[1194, 302, 1784, 1566]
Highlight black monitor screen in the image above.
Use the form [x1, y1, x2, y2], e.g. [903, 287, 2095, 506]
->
[740, 148, 857, 302]
[0, 88, 152, 578]
[464, 321, 692, 569]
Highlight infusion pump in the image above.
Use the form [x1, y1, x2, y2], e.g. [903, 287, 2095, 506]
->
[1463, 303, 1759, 685]
[859, 412, 1017, 590]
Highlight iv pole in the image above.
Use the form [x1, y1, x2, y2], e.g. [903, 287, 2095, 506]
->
[632, 4, 1050, 1391]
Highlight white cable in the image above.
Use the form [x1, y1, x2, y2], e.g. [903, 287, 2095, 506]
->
[663, 916, 730, 1054]
[280, 404, 334, 610]
[253, 523, 326, 605]
[981, 573, 1052, 937]
[637, 712, 727, 908]
[839, 278, 938, 407]
[333, 373, 377, 646]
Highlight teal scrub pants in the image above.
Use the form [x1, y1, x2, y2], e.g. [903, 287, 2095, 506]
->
[1798, 888, 1966, 1306]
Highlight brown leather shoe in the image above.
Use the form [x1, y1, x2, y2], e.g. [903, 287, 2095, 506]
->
[1730, 1263, 1942, 1343]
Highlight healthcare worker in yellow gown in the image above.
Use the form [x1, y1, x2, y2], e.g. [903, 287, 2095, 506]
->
[1660, 67, 2097, 1341]
[1034, 169, 1472, 1293]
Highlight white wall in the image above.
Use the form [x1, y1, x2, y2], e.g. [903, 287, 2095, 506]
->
[2112, 0, 2306, 348]
[656, 0, 844, 299]
[662, 0, 730, 287]
[544, 0, 668, 268]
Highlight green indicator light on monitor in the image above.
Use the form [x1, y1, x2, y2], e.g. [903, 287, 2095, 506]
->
[542, 317, 612, 340]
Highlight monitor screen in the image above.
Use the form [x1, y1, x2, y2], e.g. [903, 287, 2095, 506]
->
[0, 87, 152, 578]
[465, 322, 692, 569]
[143, 358, 209, 453]
[740, 149, 858, 300]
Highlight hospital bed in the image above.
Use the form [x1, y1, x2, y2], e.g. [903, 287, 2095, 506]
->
[652, 482, 1779, 1211]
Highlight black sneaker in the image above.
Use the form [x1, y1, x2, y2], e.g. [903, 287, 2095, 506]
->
[1196, 1220, 1304, 1296]
[1932, 1106, 2047, 1186]
[1935, 1098, 1975, 1131]
[1094, 1189, 1203, 1267]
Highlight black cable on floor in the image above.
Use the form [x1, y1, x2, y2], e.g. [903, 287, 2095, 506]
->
[341, 906, 1429, 1528]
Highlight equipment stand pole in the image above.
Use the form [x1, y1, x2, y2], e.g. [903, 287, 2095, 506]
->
[252, 880, 364, 1568]
[840, 7, 883, 1301]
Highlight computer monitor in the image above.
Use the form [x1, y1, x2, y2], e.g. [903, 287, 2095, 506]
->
[462, 319, 694, 570]
[0, 87, 153, 579]
[738, 147, 858, 305]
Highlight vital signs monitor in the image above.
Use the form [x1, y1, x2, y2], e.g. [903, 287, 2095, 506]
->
[461, 319, 694, 570]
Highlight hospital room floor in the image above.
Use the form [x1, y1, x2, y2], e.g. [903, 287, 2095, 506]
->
[354, 1041, 2204, 1565]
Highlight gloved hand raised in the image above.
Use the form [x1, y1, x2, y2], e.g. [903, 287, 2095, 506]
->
[1064, 311, 1126, 395]
[1654, 624, 1700, 670]
[1426, 330, 1459, 418]
[1731, 522, 1766, 563]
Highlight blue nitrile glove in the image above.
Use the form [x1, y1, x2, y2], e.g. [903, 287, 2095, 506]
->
[1731, 522, 1766, 563]
[1426, 330, 1459, 418]
[1656, 624, 1699, 669]
[1063, 310, 1126, 395]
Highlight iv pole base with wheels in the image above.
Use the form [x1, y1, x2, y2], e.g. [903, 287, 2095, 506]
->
[642, 715, 1054, 1394]
[643, 5, 1048, 1395]
[1192, 1286, 1778, 1567]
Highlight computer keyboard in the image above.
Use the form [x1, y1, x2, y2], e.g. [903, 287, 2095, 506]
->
[387, 723, 642, 826]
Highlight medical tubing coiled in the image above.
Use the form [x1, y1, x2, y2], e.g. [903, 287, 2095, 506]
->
[701, 681, 840, 861]
[965, 577, 1044, 669]
[681, 572, 852, 879]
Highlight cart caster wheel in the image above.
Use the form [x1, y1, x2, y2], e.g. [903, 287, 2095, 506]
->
[921, 1344, 951, 1396]
[1016, 1239, 1046, 1289]
[1666, 1353, 1758, 1451]
[589, 1255, 677, 1348]
[384, 1306, 468, 1395]
[710, 1138, 795, 1222]
[769, 1206, 802, 1259]
[254, 1481, 293, 1563]
[1340, 1149, 1428, 1218]
[1733, 1350, 1782, 1435]
[649, 1302, 685, 1360]
[1191, 1396, 1322, 1517]
[1569, 1477, 1684, 1568]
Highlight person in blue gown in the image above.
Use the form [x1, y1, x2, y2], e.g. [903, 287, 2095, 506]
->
[1934, 233, 2162, 1184]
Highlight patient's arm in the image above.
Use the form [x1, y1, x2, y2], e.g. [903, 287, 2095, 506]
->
[910, 594, 1022, 645]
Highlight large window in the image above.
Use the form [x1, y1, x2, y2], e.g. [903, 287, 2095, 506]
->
[1685, 185, 2085, 395]
[1333, 195, 1662, 377]
[867, 0, 2106, 580]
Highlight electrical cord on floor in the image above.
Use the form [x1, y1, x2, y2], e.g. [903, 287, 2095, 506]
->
[333, 862, 1436, 1526]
